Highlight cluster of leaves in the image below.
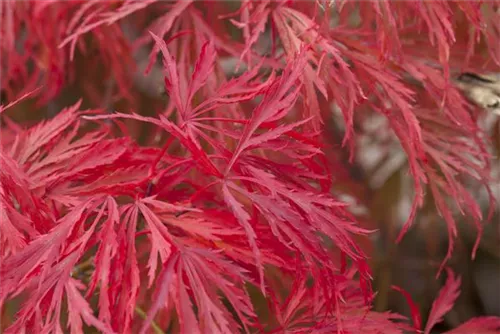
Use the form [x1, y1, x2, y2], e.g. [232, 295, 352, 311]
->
[1, 0, 500, 333]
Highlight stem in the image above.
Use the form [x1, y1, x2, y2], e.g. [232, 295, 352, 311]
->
[134, 306, 165, 334]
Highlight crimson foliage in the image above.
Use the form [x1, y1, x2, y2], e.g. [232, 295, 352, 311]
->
[1, 1, 499, 333]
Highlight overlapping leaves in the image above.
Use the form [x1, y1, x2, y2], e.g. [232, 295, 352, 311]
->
[1, 1, 500, 333]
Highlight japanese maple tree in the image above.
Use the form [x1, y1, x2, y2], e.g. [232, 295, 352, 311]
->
[1, 1, 500, 333]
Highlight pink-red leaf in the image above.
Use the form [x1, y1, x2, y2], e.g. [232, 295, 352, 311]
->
[424, 268, 461, 334]
[445, 316, 500, 334]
